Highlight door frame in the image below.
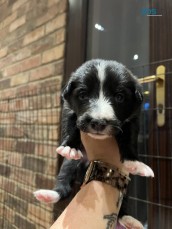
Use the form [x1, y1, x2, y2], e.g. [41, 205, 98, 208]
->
[64, 0, 88, 85]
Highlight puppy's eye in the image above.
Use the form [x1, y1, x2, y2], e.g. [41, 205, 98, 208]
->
[114, 93, 125, 103]
[78, 92, 88, 100]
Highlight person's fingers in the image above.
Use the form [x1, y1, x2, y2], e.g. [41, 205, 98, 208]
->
[80, 132, 125, 170]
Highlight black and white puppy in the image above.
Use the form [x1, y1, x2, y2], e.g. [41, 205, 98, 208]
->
[34, 59, 154, 228]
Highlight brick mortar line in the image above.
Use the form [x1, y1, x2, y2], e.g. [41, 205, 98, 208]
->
[0, 26, 66, 61]
[0, 190, 54, 212]
[0, 63, 64, 96]
[14, 212, 52, 229]
[1, 63, 64, 84]
[0, 137, 58, 145]
[9, 78, 62, 91]
[0, 11, 67, 54]
[0, 175, 55, 195]
[2, 174, 56, 186]
[0, 0, 67, 34]
[2, 191, 54, 212]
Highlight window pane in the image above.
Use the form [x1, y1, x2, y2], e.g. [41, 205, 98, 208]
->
[87, 0, 149, 70]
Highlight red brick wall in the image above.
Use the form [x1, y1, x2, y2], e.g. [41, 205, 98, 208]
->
[0, 0, 67, 228]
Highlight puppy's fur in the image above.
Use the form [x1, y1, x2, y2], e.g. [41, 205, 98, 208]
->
[34, 59, 153, 228]
[61, 59, 143, 158]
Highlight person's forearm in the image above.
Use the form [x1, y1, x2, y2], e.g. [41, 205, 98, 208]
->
[50, 180, 122, 229]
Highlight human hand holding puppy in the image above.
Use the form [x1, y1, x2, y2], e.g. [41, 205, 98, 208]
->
[80, 132, 127, 172]
[57, 132, 154, 177]
[50, 132, 126, 229]
[50, 132, 143, 229]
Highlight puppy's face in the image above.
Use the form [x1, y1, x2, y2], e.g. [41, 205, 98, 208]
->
[63, 60, 143, 139]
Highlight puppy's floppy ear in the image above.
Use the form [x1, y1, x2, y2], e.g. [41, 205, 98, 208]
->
[135, 87, 143, 104]
[62, 81, 75, 100]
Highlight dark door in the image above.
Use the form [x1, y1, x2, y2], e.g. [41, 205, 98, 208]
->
[148, 63, 172, 229]
[148, 0, 172, 227]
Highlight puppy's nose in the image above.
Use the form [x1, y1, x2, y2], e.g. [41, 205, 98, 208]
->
[90, 119, 107, 132]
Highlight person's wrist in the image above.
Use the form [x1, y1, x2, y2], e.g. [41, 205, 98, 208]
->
[87, 155, 124, 170]
[82, 160, 130, 195]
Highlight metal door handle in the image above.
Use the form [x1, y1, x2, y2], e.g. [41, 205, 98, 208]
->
[156, 65, 165, 127]
[138, 65, 166, 127]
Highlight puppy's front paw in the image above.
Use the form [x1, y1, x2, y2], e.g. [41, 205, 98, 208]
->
[33, 190, 60, 203]
[56, 146, 83, 160]
[119, 215, 144, 229]
[123, 160, 154, 177]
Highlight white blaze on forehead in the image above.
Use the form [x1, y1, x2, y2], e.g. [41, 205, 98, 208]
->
[89, 62, 115, 120]
[89, 91, 115, 120]
[97, 62, 106, 83]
